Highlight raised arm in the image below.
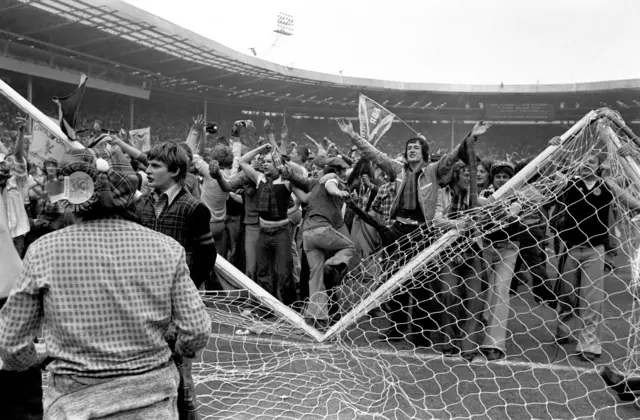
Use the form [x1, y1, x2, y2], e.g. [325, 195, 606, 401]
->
[304, 133, 325, 156]
[435, 121, 492, 186]
[185, 115, 205, 156]
[112, 136, 148, 165]
[336, 118, 401, 174]
[13, 118, 27, 162]
[281, 163, 315, 192]
[239, 143, 271, 184]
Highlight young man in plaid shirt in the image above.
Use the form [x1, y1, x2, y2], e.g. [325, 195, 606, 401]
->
[139, 142, 216, 289]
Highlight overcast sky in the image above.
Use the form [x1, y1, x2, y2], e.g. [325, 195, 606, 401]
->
[124, 0, 640, 85]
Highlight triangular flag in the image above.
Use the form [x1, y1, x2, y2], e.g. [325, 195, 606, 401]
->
[358, 94, 395, 146]
[52, 74, 88, 141]
[29, 117, 77, 165]
[129, 127, 151, 152]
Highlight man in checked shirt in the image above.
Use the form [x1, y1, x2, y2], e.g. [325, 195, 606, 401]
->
[0, 142, 211, 419]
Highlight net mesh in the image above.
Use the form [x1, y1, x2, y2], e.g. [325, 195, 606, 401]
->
[194, 109, 640, 419]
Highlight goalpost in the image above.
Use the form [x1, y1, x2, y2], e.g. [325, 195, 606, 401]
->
[193, 108, 640, 419]
[5, 77, 640, 418]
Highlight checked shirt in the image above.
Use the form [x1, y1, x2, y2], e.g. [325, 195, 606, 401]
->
[0, 217, 211, 376]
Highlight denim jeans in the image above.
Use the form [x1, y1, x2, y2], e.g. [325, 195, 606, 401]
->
[290, 221, 302, 285]
[557, 244, 605, 354]
[513, 224, 554, 302]
[244, 224, 260, 281]
[482, 241, 519, 352]
[383, 222, 438, 343]
[210, 220, 226, 257]
[303, 225, 355, 320]
[225, 215, 243, 271]
[257, 224, 296, 306]
[437, 257, 485, 353]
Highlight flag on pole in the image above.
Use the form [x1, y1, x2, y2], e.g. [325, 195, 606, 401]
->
[52, 74, 88, 141]
[130, 127, 151, 152]
[358, 94, 395, 146]
[29, 117, 77, 165]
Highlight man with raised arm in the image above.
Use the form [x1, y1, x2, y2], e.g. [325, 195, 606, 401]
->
[238, 142, 299, 307]
[336, 118, 491, 345]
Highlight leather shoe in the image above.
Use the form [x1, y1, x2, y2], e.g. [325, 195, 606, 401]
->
[598, 365, 637, 402]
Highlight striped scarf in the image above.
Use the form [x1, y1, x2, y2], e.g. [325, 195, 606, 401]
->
[258, 175, 280, 219]
[448, 188, 469, 219]
[400, 164, 424, 210]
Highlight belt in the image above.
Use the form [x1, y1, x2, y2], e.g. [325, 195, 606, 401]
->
[259, 218, 289, 228]
[394, 217, 421, 226]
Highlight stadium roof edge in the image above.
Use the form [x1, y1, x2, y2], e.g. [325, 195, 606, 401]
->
[84, 0, 640, 94]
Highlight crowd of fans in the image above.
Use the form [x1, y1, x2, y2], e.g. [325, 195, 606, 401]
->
[2, 86, 640, 418]
[0, 84, 579, 164]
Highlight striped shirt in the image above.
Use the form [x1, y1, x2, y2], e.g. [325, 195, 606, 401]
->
[151, 183, 183, 219]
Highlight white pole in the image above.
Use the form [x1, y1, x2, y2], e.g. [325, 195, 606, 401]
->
[0, 78, 82, 149]
[486, 110, 598, 203]
[321, 230, 459, 342]
[214, 256, 325, 342]
[320, 110, 598, 343]
[599, 121, 640, 186]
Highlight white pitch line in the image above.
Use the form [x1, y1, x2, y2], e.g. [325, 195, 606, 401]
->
[208, 331, 596, 374]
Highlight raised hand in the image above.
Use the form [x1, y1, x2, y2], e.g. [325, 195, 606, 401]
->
[336, 118, 355, 136]
[280, 124, 288, 141]
[280, 163, 293, 180]
[361, 174, 372, 188]
[263, 119, 273, 134]
[471, 120, 492, 137]
[209, 159, 221, 179]
[192, 115, 206, 131]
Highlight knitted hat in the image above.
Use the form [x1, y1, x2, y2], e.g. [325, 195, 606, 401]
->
[49, 134, 139, 214]
[324, 157, 350, 169]
[490, 161, 515, 179]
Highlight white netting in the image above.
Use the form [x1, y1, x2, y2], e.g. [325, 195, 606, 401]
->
[193, 109, 640, 419]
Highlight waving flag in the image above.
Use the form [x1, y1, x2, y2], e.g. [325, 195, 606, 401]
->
[130, 127, 151, 152]
[53, 74, 88, 141]
[29, 117, 76, 165]
[358, 94, 395, 146]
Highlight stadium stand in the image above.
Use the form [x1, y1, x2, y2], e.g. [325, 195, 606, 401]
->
[3, 1, 640, 420]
